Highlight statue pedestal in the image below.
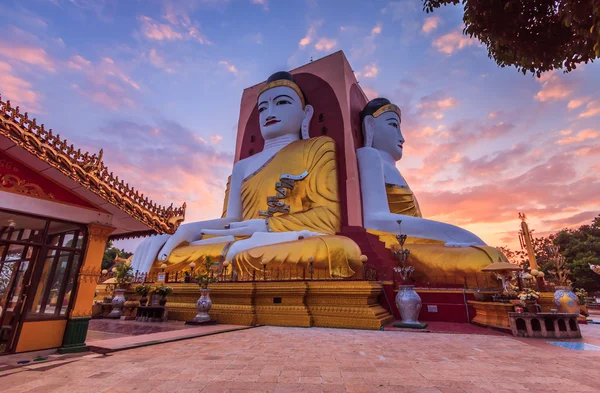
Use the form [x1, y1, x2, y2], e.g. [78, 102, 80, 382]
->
[468, 300, 513, 330]
[156, 281, 393, 330]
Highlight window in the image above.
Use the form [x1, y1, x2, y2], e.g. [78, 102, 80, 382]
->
[0, 210, 87, 321]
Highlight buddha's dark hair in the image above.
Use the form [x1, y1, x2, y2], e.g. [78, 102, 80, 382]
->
[266, 71, 308, 105]
[359, 97, 393, 124]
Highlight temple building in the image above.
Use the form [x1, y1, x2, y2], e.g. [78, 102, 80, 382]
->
[2, 52, 508, 354]
[0, 97, 185, 354]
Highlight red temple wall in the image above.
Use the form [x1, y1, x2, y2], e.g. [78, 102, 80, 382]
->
[0, 150, 99, 210]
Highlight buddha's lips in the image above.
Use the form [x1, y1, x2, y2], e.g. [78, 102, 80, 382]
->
[265, 119, 280, 127]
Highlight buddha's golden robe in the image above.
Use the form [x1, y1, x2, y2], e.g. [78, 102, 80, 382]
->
[156, 136, 362, 278]
[368, 186, 503, 287]
[385, 184, 422, 217]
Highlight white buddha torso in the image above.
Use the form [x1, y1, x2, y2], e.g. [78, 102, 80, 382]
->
[357, 100, 485, 246]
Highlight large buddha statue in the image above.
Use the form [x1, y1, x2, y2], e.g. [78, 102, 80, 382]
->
[131, 72, 362, 278]
[356, 98, 506, 285]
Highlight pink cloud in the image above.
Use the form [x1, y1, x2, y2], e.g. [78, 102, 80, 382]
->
[137, 14, 211, 44]
[70, 56, 141, 110]
[251, 0, 269, 11]
[541, 211, 600, 231]
[578, 100, 600, 118]
[356, 64, 379, 79]
[422, 16, 440, 33]
[218, 60, 239, 76]
[138, 15, 183, 40]
[534, 71, 574, 102]
[371, 24, 382, 35]
[67, 54, 92, 70]
[0, 42, 55, 71]
[567, 97, 588, 110]
[74, 119, 234, 226]
[298, 20, 323, 48]
[0, 61, 43, 113]
[314, 37, 337, 52]
[556, 129, 600, 145]
[432, 30, 476, 55]
[147, 49, 173, 73]
[416, 91, 459, 119]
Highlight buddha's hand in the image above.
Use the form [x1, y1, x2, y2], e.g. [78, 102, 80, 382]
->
[200, 218, 268, 237]
[158, 220, 228, 262]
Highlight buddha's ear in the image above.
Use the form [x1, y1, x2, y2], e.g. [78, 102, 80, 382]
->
[301, 104, 314, 140]
[363, 115, 375, 148]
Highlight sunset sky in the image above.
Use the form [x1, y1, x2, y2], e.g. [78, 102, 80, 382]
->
[2, 0, 599, 253]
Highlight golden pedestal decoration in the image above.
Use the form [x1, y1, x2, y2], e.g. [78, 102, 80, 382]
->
[116, 281, 392, 330]
[307, 281, 392, 330]
[255, 282, 311, 327]
[205, 283, 256, 326]
[468, 301, 513, 329]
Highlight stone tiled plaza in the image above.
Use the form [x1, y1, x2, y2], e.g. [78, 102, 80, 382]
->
[1, 324, 599, 393]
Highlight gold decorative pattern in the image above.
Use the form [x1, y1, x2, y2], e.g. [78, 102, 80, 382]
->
[88, 224, 116, 243]
[0, 96, 186, 235]
[372, 103, 401, 119]
[0, 173, 55, 200]
[69, 309, 92, 318]
[79, 265, 102, 284]
[117, 281, 392, 330]
[258, 173, 307, 217]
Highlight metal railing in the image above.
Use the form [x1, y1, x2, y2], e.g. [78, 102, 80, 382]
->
[97, 265, 499, 289]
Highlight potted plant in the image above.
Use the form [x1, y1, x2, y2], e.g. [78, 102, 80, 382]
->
[134, 284, 152, 306]
[517, 288, 540, 313]
[188, 256, 219, 324]
[153, 284, 173, 306]
[107, 262, 133, 318]
[576, 288, 589, 317]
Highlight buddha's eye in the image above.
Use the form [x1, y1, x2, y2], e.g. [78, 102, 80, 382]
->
[276, 100, 291, 106]
[389, 122, 398, 128]
[259, 106, 267, 113]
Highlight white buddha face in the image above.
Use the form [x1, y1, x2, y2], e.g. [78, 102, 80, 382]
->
[371, 112, 404, 161]
[258, 86, 305, 140]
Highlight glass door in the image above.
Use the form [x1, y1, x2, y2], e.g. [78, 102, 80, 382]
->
[0, 243, 39, 354]
[0, 213, 47, 354]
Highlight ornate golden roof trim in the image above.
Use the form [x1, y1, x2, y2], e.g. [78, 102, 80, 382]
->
[0, 96, 186, 235]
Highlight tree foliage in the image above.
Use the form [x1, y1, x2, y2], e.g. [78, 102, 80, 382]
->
[552, 215, 600, 292]
[102, 240, 133, 270]
[500, 215, 600, 292]
[423, 0, 600, 76]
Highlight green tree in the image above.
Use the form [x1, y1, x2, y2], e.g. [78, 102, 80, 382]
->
[102, 240, 133, 271]
[552, 215, 600, 292]
[499, 215, 600, 292]
[423, 0, 600, 76]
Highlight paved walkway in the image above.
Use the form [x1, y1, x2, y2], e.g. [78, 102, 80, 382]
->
[1, 324, 599, 393]
[87, 324, 253, 353]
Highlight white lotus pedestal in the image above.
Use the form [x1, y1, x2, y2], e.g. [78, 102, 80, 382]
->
[186, 288, 217, 325]
[393, 285, 428, 329]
